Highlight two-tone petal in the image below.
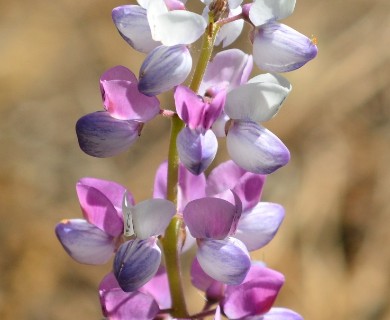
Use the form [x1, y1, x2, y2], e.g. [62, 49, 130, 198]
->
[112, 5, 160, 53]
[197, 237, 251, 285]
[76, 111, 142, 158]
[226, 121, 290, 174]
[253, 22, 318, 72]
[114, 238, 161, 292]
[138, 45, 192, 96]
[55, 219, 116, 265]
[177, 127, 218, 175]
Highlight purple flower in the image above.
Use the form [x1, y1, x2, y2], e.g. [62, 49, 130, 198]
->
[191, 260, 291, 319]
[138, 45, 192, 96]
[253, 22, 318, 72]
[174, 85, 225, 174]
[112, 5, 159, 53]
[248, 0, 318, 72]
[55, 178, 131, 264]
[153, 160, 206, 213]
[199, 48, 253, 95]
[207, 160, 285, 251]
[113, 193, 176, 292]
[212, 70, 291, 173]
[76, 66, 160, 157]
[76, 111, 142, 158]
[183, 192, 252, 285]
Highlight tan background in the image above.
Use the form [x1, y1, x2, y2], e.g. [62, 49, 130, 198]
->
[1, 0, 389, 319]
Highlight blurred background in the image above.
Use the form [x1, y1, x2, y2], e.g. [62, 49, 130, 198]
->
[1, 0, 389, 319]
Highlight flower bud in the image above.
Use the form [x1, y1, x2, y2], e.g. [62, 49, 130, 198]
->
[253, 22, 318, 72]
[76, 111, 142, 158]
[138, 45, 192, 96]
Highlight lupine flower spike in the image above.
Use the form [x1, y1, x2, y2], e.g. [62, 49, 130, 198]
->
[56, 0, 318, 318]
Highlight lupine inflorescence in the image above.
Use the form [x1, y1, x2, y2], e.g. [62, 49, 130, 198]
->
[56, 0, 317, 318]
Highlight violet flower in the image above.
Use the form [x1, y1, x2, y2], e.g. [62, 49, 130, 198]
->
[248, 0, 318, 72]
[183, 191, 253, 285]
[76, 65, 160, 157]
[113, 0, 206, 52]
[192, 261, 294, 320]
[55, 178, 130, 264]
[113, 192, 176, 292]
[174, 85, 226, 175]
[138, 45, 193, 96]
[207, 160, 285, 251]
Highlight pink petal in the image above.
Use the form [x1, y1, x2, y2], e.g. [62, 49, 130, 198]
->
[100, 66, 160, 121]
[99, 273, 159, 320]
[76, 178, 126, 236]
[223, 265, 285, 318]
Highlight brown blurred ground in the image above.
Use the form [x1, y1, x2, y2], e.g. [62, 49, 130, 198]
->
[1, 0, 389, 319]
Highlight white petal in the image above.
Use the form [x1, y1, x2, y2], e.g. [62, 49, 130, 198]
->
[147, 0, 169, 41]
[228, 0, 243, 10]
[153, 10, 207, 45]
[132, 199, 176, 239]
[215, 8, 244, 47]
[249, 0, 296, 26]
[225, 73, 291, 122]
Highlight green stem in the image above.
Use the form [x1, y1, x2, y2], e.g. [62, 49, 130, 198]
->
[160, 14, 220, 318]
[190, 16, 221, 93]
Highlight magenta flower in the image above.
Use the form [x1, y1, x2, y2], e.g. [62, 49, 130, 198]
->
[55, 178, 130, 264]
[99, 270, 165, 320]
[192, 261, 292, 320]
[76, 65, 160, 157]
[221, 263, 285, 318]
[174, 85, 226, 175]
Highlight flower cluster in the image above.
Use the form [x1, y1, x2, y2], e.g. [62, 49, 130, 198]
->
[56, 0, 317, 318]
